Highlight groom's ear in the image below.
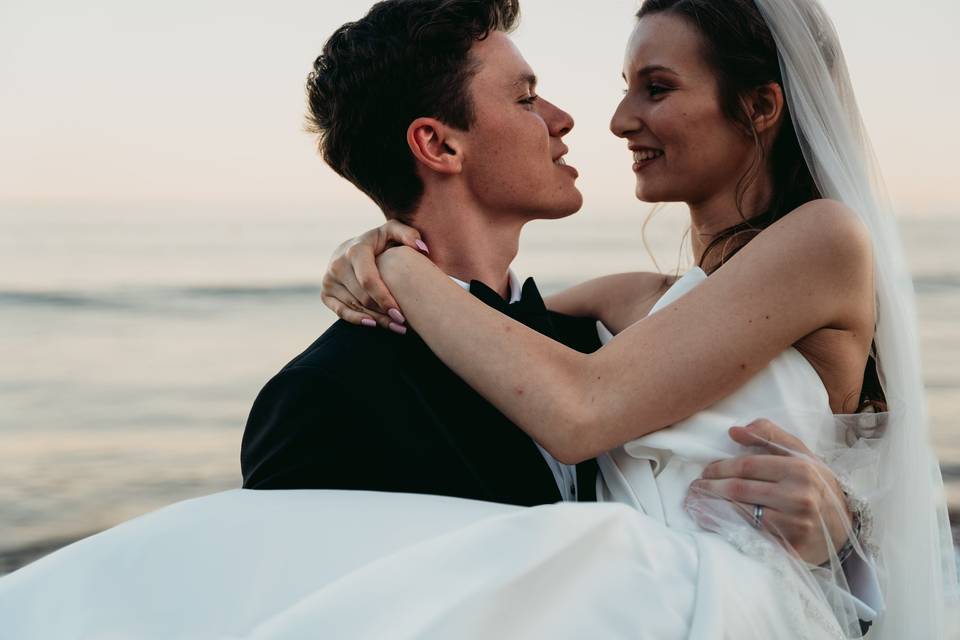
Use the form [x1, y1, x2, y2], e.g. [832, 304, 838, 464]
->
[744, 82, 786, 135]
[407, 118, 463, 175]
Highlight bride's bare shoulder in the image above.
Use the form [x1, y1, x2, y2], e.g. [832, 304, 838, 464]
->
[731, 199, 873, 289]
[755, 198, 873, 275]
[738, 198, 875, 340]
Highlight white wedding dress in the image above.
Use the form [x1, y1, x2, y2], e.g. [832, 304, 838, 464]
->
[0, 268, 860, 639]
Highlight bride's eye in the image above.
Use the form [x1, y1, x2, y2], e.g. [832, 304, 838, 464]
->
[648, 84, 671, 99]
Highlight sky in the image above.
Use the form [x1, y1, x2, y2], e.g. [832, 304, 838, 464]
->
[1, 0, 958, 216]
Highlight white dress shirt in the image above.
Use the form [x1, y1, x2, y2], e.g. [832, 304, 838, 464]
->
[448, 271, 579, 503]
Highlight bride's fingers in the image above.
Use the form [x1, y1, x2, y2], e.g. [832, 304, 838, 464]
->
[321, 293, 377, 327]
[352, 248, 402, 318]
[379, 219, 428, 254]
[338, 263, 386, 316]
[728, 419, 812, 457]
[322, 283, 391, 328]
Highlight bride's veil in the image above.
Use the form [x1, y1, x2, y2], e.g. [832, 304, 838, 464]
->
[749, 0, 960, 636]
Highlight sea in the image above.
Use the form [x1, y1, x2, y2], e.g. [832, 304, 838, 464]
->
[1, 202, 958, 573]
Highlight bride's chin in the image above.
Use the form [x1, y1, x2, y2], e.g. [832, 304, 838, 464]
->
[634, 182, 662, 204]
[634, 178, 683, 205]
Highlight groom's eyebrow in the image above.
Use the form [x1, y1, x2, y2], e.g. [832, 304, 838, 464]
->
[512, 73, 538, 91]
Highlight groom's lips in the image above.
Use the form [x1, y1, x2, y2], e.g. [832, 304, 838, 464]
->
[553, 147, 578, 178]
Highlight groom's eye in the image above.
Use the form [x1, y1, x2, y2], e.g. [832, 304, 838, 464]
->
[519, 95, 539, 106]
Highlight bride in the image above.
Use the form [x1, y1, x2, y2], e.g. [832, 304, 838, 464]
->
[318, 0, 957, 637]
[1, 0, 955, 638]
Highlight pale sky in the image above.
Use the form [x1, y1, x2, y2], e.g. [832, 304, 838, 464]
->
[1, 0, 958, 216]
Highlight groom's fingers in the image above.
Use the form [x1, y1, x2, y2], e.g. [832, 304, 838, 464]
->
[701, 455, 796, 482]
[728, 419, 812, 457]
[686, 480, 836, 564]
[721, 504, 798, 544]
[690, 478, 793, 513]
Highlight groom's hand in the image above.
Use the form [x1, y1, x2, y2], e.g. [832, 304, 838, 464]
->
[692, 419, 853, 566]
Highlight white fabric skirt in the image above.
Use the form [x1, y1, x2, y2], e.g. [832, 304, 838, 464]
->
[0, 488, 839, 639]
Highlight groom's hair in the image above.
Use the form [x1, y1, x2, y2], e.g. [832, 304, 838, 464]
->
[305, 0, 521, 220]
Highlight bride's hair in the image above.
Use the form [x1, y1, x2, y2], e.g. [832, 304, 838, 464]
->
[637, 0, 821, 272]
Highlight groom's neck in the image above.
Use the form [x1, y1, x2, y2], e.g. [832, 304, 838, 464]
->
[410, 201, 526, 299]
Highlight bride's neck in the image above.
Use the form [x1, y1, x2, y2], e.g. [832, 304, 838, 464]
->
[687, 178, 775, 269]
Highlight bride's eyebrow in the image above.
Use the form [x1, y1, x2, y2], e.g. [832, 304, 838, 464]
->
[624, 65, 679, 81]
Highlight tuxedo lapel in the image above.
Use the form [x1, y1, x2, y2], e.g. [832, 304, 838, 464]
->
[395, 332, 562, 504]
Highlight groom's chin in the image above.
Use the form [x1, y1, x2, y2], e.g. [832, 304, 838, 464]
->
[539, 191, 585, 221]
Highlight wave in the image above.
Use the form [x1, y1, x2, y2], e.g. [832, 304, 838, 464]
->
[0, 283, 322, 311]
[0, 291, 131, 309]
[942, 464, 960, 481]
[914, 274, 960, 293]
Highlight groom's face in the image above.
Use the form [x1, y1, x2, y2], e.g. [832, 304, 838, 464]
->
[457, 32, 583, 221]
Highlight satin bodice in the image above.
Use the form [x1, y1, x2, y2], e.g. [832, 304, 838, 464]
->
[596, 268, 835, 532]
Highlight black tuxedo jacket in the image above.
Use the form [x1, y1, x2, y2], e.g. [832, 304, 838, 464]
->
[241, 310, 601, 506]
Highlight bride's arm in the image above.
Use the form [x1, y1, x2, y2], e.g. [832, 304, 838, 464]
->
[544, 272, 675, 334]
[379, 201, 873, 464]
[319, 219, 672, 332]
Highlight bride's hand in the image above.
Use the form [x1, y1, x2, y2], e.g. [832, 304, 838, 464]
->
[691, 419, 853, 566]
[321, 220, 428, 333]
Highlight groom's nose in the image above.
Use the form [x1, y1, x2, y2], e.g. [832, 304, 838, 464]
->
[539, 97, 575, 138]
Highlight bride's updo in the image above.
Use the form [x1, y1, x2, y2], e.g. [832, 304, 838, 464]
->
[637, 0, 821, 271]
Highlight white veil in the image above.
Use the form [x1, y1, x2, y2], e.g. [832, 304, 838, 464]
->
[748, 0, 960, 636]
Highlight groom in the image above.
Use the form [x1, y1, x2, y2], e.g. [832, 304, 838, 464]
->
[241, 0, 870, 591]
[242, 0, 597, 505]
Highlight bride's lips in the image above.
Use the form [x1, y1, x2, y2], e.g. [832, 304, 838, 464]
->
[629, 145, 664, 172]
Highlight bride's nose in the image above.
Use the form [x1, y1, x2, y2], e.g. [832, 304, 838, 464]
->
[610, 95, 643, 139]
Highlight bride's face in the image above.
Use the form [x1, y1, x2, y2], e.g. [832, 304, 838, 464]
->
[610, 13, 758, 206]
